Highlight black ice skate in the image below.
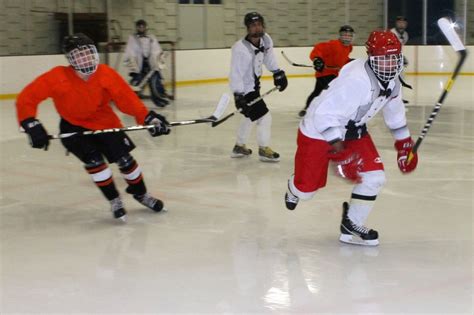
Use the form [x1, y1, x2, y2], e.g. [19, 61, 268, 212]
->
[285, 182, 299, 210]
[133, 193, 165, 212]
[339, 202, 379, 246]
[110, 197, 127, 222]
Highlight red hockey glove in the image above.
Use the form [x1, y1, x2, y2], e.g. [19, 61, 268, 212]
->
[394, 137, 418, 173]
[328, 148, 363, 183]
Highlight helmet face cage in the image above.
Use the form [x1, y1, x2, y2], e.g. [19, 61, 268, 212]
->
[339, 31, 354, 45]
[369, 53, 403, 82]
[66, 44, 99, 75]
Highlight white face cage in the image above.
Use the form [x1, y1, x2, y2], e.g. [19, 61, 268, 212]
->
[66, 45, 99, 75]
[369, 53, 404, 82]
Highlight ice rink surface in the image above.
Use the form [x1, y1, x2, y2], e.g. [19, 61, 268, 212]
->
[0, 74, 473, 314]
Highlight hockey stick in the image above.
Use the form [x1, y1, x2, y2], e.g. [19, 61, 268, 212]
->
[46, 93, 230, 139]
[407, 17, 468, 164]
[281, 51, 341, 70]
[211, 86, 279, 127]
[131, 69, 156, 92]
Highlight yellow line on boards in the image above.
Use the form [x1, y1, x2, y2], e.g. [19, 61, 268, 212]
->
[1, 72, 473, 100]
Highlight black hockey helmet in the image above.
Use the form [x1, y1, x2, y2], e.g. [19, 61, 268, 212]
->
[339, 25, 355, 33]
[135, 19, 147, 27]
[244, 12, 264, 28]
[62, 33, 94, 54]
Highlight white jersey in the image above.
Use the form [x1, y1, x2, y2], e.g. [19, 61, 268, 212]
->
[229, 33, 280, 94]
[300, 58, 410, 142]
[390, 28, 409, 45]
[124, 34, 163, 72]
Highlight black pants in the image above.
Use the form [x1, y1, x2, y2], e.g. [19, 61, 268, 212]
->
[304, 75, 337, 109]
[59, 119, 135, 164]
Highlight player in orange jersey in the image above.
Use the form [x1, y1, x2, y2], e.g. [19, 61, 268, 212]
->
[16, 33, 171, 221]
[299, 25, 354, 117]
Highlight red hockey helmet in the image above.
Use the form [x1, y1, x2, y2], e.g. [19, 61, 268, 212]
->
[366, 30, 401, 56]
[366, 30, 403, 82]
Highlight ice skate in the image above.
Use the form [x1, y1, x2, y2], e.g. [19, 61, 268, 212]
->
[258, 146, 280, 162]
[339, 202, 379, 246]
[284, 183, 299, 210]
[110, 197, 127, 222]
[231, 144, 252, 158]
[133, 193, 166, 212]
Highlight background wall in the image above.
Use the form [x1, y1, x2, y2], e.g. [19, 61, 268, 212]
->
[2, 0, 473, 55]
[1, 45, 472, 96]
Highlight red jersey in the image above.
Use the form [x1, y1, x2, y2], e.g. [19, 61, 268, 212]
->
[16, 64, 149, 130]
[309, 39, 352, 78]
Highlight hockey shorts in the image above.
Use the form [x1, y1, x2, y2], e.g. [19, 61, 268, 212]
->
[293, 130, 384, 193]
[59, 119, 136, 164]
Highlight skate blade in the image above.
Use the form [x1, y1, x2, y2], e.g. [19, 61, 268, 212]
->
[116, 214, 127, 223]
[230, 153, 250, 158]
[339, 233, 379, 246]
[259, 156, 280, 163]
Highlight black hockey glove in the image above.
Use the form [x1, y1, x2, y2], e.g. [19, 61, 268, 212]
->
[273, 70, 288, 92]
[20, 118, 50, 150]
[234, 94, 250, 115]
[129, 72, 141, 86]
[144, 111, 171, 137]
[313, 57, 325, 72]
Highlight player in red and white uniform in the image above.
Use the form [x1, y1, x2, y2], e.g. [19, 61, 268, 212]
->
[16, 33, 171, 221]
[298, 25, 354, 117]
[229, 12, 288, 162]
[285, 30, 419, 246]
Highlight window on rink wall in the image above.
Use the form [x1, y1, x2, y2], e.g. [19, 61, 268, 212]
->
[387, 0, 462, 45]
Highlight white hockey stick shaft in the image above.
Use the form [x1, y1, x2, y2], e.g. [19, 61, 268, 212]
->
[408, 17, 468, 163]
[47, 93, 230, 139]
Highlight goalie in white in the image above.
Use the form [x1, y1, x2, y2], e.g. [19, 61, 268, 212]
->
[285, 30, 419, 246]
[124, 19, 170, 107]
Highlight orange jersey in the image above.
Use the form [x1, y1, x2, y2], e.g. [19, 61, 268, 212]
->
[16, 64, 149, 130]
[309, 39, 352, 78]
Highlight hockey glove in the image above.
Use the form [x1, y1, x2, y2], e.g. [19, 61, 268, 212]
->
[394, 137, 418, 173]
[144, 111, 171, 137]
[313, 57, 325, 72]
[20, 118, 50, 150]
[328, 148, 363, 183]
[273, 70, 288, 92]
[234, 94, 251, 116]
[129, 72, 141, 86]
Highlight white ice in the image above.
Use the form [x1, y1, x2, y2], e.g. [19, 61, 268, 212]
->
[0, 75, 473, 314]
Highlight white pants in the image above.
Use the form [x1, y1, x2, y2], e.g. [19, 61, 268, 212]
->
[236, 112, 272, 147]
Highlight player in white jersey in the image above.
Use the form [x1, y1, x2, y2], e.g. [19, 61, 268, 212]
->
[229, 12, 288, 162]
[284, 30, 419, 246]
[390, 16, 409, 45]
[391, 16, 411, 103]
[124, 19, 170, 107]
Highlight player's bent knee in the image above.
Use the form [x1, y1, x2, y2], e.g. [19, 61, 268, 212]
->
[289, 177, 317, 201]
[356, 170, 386, 196]
[116, 154, 135, 169]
